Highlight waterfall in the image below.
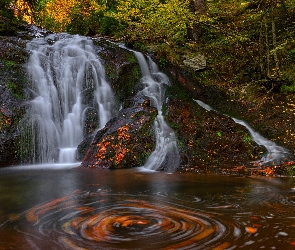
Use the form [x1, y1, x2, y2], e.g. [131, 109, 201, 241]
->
[195, 99, 290, 165]
[133, 52, 180, 172]
[24, 34, 115, 164]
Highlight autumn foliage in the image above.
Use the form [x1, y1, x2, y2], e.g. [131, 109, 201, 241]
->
[37, 0, 105, 33]
[95, 124, 131, 167]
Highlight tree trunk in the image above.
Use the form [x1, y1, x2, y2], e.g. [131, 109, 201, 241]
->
[188, 0, 207, 42]
[265, 19, 271, 78]
[193, 0, 207, 14]
[271, 0, 279, 73]
[259, 22, 265, 78]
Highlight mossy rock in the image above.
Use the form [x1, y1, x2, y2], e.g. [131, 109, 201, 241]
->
[93, 38, 141, 105]
[0, 36, 29, 166]
[80, 94, 157, 169]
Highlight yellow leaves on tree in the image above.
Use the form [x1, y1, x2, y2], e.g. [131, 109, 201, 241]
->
[13, 0, 33, 24]
[110, 0, 195, 45]
[95, 124, 131, 166]
[41, 0, 105, 32]
[45, 0, 76, 29]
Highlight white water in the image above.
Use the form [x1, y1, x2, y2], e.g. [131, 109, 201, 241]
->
[195, 99, 290, 165]
[24, 34, 115, 164]
[134, 52, 180, 172]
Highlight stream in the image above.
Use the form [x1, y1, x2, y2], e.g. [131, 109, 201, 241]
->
[2, 33, 295, 249]
[195, 100, 291, 166]
[1, 166, 295, 249]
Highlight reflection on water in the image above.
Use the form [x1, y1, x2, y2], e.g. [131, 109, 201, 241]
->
[1, 166, 295, 249]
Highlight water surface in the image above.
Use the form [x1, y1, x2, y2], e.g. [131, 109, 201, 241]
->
[1, 166, 295, 249]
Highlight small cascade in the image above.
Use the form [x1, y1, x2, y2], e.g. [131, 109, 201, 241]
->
[133, 52, 180, 172]
[195, 99, 290, 165]
[24, 34, 115, 164]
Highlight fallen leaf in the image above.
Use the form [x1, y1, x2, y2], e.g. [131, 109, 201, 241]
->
[245, 226, 257, 234]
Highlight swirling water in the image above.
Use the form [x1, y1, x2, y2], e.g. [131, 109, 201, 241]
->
[22, 34, 115, 164]
[1, 167, 295, 249]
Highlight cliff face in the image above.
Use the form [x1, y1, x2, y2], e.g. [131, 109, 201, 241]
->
[78, 39, 266, 172]
[1, 26, 293, 173]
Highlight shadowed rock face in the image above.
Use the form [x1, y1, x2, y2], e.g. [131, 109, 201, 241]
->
[0, 37, 28, 166]
[0, 26, 51, 166]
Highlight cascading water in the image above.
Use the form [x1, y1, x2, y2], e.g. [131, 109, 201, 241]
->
[133, 52, 180, 172]
[195, 99, 290, 165]
[24, 34, 115, 164]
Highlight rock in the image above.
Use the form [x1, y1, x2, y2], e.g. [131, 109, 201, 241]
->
[183, 54, 206, 71]
[93, 38, 141, 105]
[0, 36, 28, 166]
[80, 94, 157, 169]
[166, 98, 264, 172]
[0, 26, 292, 173]
[17, 24, 50, 39]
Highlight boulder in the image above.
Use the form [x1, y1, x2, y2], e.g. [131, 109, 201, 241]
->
[80, 94, 156, 168]
[183, 54, 206, 72]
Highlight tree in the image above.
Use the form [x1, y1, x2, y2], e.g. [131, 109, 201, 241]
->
[14, 0, 33, 23]
[188, 0, 207, 41]
[0, 0, 20, 35]
[35, 0, 104, 32]
[185, 0, 294, 94]
[66, 0, 106, 35]
[110, 0, 195, 45]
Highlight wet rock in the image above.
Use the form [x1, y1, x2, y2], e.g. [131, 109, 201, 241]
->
[164, 60, 295, 173]
[80, 94, 156, 169]
[79, 39, 154, 169]
[0, 27, 293, 173]
[0, 36, 28, 166]
[92, 38, 141, 105]
[17, 24, 50, 39]
[166, 98, 263, 172]
[83, 107, 99, 138]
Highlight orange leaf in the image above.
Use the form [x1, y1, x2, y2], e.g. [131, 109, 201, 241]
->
[245, 226, 257, 234]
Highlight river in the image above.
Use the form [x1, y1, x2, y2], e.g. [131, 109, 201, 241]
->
[1, 165, 295, 249]
[1, 33, 295, 249]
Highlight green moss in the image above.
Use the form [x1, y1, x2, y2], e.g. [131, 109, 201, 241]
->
[216, 131, 222, 137]
[166, 80, 193, 101]
[158, 56, 168, 70]
[136, 151, 151, 165]
[104, 64, 116, 80]
[288, 165, 295, 177]
[126, 53, 137, 64]
[243, 134, 252, 144]
[3, 60, 16, 68]
[133, 42, 148, 53]
[6, 80, 24, 99]
[115, 64, 141, 104]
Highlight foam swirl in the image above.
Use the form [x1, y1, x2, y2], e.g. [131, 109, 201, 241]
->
[1, 191, 241, 249]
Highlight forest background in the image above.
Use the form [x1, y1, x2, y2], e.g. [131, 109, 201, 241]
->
[1, 0, 295, 96]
